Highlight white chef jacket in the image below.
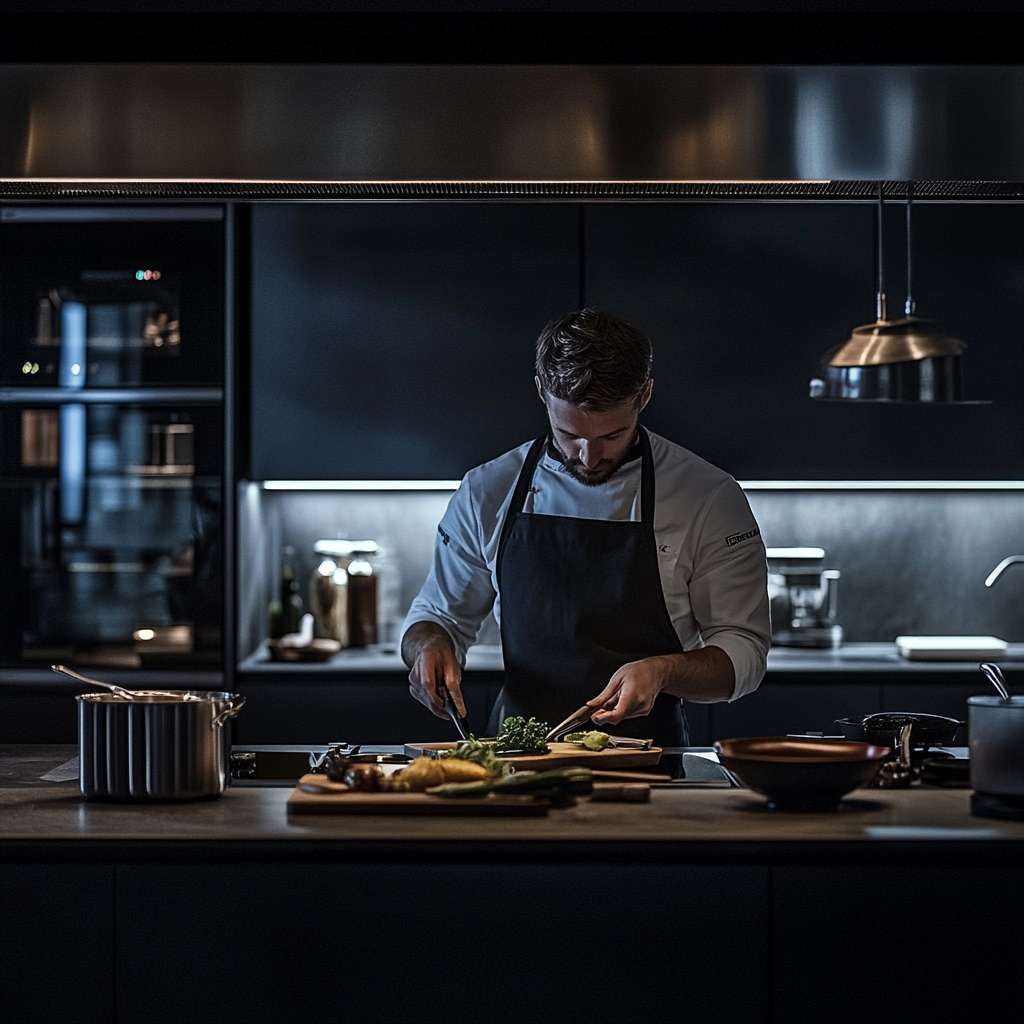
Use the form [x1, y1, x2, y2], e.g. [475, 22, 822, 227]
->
[402, 429, 770, 702]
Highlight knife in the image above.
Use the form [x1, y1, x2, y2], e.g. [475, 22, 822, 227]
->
[544, 704, 595, 743]
[440, 685, 470, 742]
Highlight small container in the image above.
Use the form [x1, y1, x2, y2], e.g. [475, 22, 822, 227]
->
[309, 556, 348, 646]
[347, 556, 378, 647]
[968, 695, 1024, 796]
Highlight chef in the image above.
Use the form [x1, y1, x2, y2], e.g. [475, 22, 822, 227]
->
[401, 309, 770, 750]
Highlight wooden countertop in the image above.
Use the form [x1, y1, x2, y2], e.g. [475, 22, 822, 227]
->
[3, 785, 1023, 861]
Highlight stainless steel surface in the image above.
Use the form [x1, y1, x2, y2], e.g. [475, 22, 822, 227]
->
[545, 704, 595, 743]
[980, 662, 1011, 702]
[969, 695, 1024, 797]
[76, 690, 245, 800]
[7, 66, 1024, 191]
[768, 565, 843, 648]
[985, 555, 1024, 588]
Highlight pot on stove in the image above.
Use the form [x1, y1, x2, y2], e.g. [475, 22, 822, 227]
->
[835, 712, 964, 752]
[969, 695, 1024, 797]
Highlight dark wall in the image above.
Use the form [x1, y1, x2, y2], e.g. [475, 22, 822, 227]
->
[585, 202, 1024, 478]
[251, 201, 1024, 481]
[250, 202, 577, 479]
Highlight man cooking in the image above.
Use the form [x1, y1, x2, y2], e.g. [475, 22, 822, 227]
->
[401, 309, 770, 751]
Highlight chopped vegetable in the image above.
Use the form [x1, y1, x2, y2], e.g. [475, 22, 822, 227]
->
[439, 738, 504, 776]
[496, 715, 550, 754]
[395, 756, 493, 792]
[427, 767, 593, 801]
[564, 730, 611, 751]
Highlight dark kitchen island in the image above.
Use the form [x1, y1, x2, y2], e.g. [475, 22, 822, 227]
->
[3, 747, 1023, 1024]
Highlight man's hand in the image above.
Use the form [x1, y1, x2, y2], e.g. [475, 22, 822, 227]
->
[402, 622, 466, 720]
[586, 656, 672, 726]
[587, 648, 736, 724]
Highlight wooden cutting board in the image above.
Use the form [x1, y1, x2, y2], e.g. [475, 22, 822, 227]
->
[403, 741, 663, 771]
[286, 774, 549, 816]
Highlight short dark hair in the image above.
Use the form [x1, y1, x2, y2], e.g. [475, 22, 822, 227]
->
[535, 309, 653, 411]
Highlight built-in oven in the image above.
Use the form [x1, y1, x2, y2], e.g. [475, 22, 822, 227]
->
[0, 206, 225, 670]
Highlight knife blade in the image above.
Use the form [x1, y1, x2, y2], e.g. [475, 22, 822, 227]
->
[544, 704, 595, 743]
[440, 685, 470, 741]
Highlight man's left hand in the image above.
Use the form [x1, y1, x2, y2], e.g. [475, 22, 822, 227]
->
[587, 656, 673, 726]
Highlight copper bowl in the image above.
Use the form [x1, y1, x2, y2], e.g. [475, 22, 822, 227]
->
[714, 737, 891, 810]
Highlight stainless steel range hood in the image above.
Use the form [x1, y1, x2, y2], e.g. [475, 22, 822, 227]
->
[3, 64, 1024, 199]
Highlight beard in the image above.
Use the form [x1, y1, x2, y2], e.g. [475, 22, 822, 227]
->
[550, 438, 630, 487]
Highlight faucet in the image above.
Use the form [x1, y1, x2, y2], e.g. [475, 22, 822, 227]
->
[985, 556, 1024, 588]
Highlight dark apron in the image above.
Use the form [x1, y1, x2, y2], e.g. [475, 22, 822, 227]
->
[490, 427, 688, 759]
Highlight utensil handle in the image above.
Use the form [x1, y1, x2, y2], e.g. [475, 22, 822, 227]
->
[51, 663, 134, 699]
[211, 695, 246, 729]
[980, 662, 1011, 702]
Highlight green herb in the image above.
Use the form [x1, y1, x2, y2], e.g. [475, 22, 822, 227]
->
[439, 738, 504, 776]
[496, 715, 550, 754]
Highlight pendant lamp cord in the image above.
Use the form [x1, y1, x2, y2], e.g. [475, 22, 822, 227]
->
[905, 181, 916, 317]
[876, 181, 888, 322]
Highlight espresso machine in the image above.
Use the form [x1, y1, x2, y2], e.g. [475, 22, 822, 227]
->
[766, 548, 843, 648]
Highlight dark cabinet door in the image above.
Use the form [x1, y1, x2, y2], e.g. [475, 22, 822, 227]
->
[710, 681, 880, 740]
[585, 203, 1024, 479]
[250, 203, 578, 479]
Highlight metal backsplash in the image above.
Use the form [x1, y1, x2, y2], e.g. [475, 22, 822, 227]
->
[238, 487, 1024, 660]
[6, 65, 1024, 196]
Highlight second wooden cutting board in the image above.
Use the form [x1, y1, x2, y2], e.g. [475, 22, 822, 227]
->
[403, 741, 664, 771]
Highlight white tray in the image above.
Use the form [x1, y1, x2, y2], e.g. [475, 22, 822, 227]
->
[895, 635, 1008, 661]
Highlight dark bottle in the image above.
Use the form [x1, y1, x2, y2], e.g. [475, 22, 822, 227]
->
[280, 545, 304, 635]
[346, 555, 378, 647]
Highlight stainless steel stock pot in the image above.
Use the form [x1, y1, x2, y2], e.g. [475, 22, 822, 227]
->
[76, 690, 245, 800]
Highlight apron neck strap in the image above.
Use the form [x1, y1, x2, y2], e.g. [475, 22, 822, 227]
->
[639, 426, 656, 526]
[503, 426, 656, 531]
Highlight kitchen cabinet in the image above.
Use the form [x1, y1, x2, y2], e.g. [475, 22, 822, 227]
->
[236, 673, 505, 744]
[773, 866, 1024, 1021]
[710, 681, 880, 741]
[116, 862, 769, 1023]
[584, 203, 1024, 479]
[249, 203, 578, 480]
[1, 865, 114, 1024]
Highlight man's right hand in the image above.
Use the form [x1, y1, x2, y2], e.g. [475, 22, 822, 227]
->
[402, 622, 466, 720]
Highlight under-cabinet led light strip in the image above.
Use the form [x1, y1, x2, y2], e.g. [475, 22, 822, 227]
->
[0, 177, 831, 185]
[260, 479, 1024, 492]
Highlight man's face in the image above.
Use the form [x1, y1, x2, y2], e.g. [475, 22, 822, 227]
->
[538, 379, 653, 487]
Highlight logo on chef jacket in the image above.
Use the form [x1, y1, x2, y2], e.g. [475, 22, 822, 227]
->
[438, 525, 451, 546]
[725, 526, 760, 548]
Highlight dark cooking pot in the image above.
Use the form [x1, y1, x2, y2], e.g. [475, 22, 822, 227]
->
[836, 712, 964, 750]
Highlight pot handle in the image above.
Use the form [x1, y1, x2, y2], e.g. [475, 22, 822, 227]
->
[211, 695, 246, 729]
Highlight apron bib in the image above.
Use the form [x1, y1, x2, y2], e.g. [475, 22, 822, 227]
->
[491, 427, 688, 753]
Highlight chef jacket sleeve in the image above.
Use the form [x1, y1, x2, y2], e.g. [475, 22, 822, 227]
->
[685, 479, 771, 701]
[401, 473, 497, 667]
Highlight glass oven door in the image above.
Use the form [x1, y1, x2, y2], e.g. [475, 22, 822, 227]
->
[0, 206, 225, 671]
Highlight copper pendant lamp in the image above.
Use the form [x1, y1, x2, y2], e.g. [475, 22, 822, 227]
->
[810, 183, 967, 403]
